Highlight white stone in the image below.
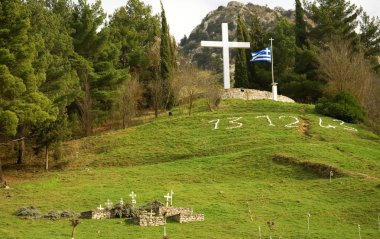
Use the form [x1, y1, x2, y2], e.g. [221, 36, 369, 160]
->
[129, 191, 137, 205]
[201, 23, 250, 89]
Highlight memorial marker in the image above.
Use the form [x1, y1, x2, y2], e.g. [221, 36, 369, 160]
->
[164, 193, 172, 207]
[201, 23, 250, 89]
[129, 191, 137, 205]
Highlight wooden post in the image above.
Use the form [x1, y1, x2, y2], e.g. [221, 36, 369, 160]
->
[45, 145, 49, 171]
[0, 158, 4, 184]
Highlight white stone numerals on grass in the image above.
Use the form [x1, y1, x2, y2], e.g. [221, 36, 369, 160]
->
[255, 115, 275, 127]
[226, 117, 243, 129]
[319, 118, 337, 129]
[279, 116, 300, 128]
[333, 119, 358, 132]
[209, 119, 220, 130]
[209, 118, 243, 130]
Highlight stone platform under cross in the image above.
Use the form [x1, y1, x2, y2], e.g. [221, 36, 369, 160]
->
[201, 23, 250, 89]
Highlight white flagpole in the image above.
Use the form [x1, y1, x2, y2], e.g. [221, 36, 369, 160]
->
[269, 38, 277, 101]
[270, 38, 274, 85]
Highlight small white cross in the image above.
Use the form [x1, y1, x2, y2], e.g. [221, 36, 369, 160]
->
[147, 209, 155, 218]
[164, 193, 172, 207]
[119, 198, 124, 206]
[170, 190, 174, 206]
[97, 204, 103, 210]
[201, 23, 250, 89]
[129, 191, 137, 205]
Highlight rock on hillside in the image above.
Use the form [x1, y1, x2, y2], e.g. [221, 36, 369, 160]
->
[180, 1, 294, 72]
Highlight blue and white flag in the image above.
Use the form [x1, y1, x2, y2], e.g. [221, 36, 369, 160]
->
[250, 48, 271, 62]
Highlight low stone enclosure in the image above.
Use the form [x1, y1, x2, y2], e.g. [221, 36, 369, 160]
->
[80, 201, 204, 227]
[222, 88, 295, 103]
[17, 201, 204, 227]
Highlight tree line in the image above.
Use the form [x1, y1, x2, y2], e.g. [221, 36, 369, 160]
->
[233, 0, 380, 130]
[1, 0, 218, 177]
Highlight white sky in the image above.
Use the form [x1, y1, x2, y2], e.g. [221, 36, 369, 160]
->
[91, 0, 380, 41]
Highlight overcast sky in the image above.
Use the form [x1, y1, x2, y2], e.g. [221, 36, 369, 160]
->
[89, 0, 380, 41]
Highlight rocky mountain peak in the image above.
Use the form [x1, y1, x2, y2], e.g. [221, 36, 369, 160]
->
[180, 1, 294, 73]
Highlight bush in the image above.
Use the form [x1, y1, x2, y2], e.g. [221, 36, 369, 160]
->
[315, 92, 366, 123]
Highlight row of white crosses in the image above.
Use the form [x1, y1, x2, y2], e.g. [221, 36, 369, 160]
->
[97, 190, 175, 210]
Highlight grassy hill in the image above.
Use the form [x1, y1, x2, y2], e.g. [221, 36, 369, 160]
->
[1, 99, 379, 238]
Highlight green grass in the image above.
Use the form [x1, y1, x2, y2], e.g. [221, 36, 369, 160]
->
[1, 99, 379, 238]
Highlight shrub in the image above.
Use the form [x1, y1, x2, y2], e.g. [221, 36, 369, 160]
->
[315, 92, 366, 123]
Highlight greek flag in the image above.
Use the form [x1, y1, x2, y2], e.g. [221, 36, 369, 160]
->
[250, 48, 271, 62]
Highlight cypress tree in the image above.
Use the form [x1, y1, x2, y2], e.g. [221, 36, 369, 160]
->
[295, 0, 308, 48]
[159, 0, 173, 108]
[160, 0, 171, 81]
[234, 15, 249, 88]
[247, 14, 265, 89]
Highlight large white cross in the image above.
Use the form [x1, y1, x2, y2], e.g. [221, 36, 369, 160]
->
[201, 23, 250, 89]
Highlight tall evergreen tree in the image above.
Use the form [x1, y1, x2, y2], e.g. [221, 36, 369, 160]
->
[359, 12, 380, 58]
[305, 0, 361, 46]
[0, 0, 57, 164]
[159, 0, 173, 108]
[234, 15, 249, 88]
[247, 14, 265, 89]
[295, 0, 308, 48]
[160, 1, 171, 81]
[70, 0, 109, 135]
[108, 0, 160, 75]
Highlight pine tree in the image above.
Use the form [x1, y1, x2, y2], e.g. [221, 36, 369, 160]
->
[359, 12, 380, 58]
[234, 15, 249, 88]
[108, 0, 160, 74]
[305, 0, 361, 46]
[70, 0, 108, 136]
[0, 0, 57, 164]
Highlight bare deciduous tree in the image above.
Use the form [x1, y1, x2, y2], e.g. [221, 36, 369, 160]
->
[201, 72, 222, 112]
[318, 39, 380, 130]
[173, 62, 221, 115]
[318, 39, 373, 101]
[120, 77, 144, 129]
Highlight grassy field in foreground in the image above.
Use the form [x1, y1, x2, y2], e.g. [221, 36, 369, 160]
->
[1, 99, 379, 238]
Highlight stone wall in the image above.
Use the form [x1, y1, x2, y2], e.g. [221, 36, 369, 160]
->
[222, 88, 295, 103]
[172, 213, 205, 223]
[80, 210, 112, 219]
[134, 215, 165, 226]
[158, 207, 193, 217]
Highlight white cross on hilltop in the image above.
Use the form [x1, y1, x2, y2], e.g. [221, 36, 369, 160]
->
[201, 23, 250, 89]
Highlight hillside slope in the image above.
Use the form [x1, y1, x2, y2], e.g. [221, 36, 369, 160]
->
[1, 100, 379, 239]
[67, 100, 379, 179]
